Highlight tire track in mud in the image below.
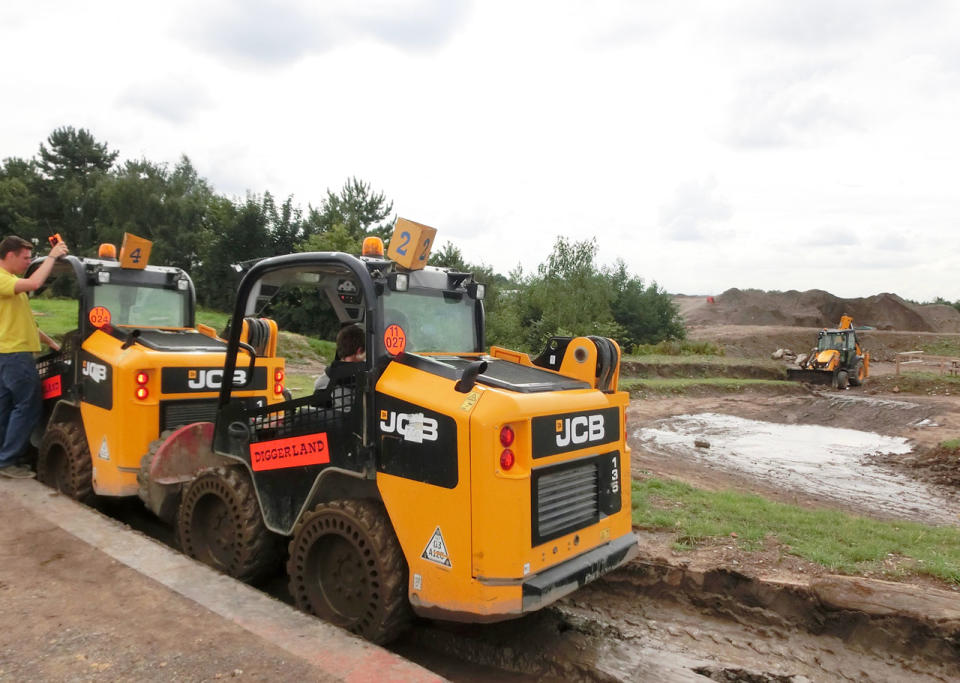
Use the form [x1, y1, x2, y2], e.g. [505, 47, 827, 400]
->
[401, 558, 959, 682]
[94, 496, 960, 682]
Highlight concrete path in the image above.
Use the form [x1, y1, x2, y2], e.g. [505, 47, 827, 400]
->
[0, 478, 443, 682]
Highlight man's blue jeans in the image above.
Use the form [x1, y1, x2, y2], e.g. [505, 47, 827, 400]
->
[0, 352, 42, 468]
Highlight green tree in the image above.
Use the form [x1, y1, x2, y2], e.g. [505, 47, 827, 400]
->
[192, 194, 276, 310]
[301, 224, 362, 255]
[305, 177, 394, 243]
[35, 127, 118, 252]
[0, 157, 42, 239]
[519, 237, 621, 351]
[430, 241, 469, 271]
[96, 156, 217, 273]
[605, 260, 685, 348]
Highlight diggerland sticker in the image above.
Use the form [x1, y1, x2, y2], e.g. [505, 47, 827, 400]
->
[41, 375, 62, 399]
[250, 433, 330, 472]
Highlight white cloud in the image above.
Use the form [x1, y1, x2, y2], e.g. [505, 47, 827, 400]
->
[2, 0, 960, 301]
[179, 0, 471, 66]
[659, 178, 733, 241]
[726, 64, 862, 148]
[118, 78, 213, 124]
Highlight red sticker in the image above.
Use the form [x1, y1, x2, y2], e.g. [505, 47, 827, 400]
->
[384, 324, 406, 355]
[42, 375, 62, 400]
[89, 306, 111, 328]
[249, 432, 330, 472]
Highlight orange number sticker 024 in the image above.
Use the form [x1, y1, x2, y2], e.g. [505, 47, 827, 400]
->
[384, 324, 407, 355]
[88, 306, 111, 328]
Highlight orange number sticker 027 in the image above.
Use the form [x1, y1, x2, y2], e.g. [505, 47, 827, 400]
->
[88, 306, 111, 328]
[384, 324, 407, 355]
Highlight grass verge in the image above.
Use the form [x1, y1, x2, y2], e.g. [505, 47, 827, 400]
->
[633, 478, 960, 584]
[920, 339, 960, 357]
[630, 340, 724, 356]
[869, 372, 960, 396]
[196, 307, 230, 332]
[29, 298, 76, 338]
[284, 371, 316, 397]
[624, 354, 756, 366]
[32, 299, 237, 341]
[621, 377, 797, 396]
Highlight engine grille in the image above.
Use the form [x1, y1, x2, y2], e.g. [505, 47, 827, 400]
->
[532, 459, 599, 546]
[160, 399, 219, 431]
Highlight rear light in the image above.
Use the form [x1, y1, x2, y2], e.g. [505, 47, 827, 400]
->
[274, 369, 284, 382]
[274, 383, 284, 395]
[135, 370, 149, 400]
[499, 425, 515, 447]
[499, 449, 515, 471]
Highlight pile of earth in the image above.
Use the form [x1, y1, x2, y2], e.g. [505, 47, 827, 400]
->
[676, 289, 960, 333]
[874, 443, 960, 489]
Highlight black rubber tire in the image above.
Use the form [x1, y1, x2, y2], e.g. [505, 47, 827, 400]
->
[37, 421, 93, 503]
[287, 499, 411, 644]
[177, 466, 280, 583]
[837, 370, 849, 390]
[136, 430, 174, 505]
[137, 430, 180, 523]
[849, 361, 865, 387]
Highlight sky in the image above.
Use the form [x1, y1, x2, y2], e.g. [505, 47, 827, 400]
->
[2, 0, 959, 301]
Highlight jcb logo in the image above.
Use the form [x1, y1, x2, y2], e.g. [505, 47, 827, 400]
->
[555, 414, 605, 447]
[82, 360, 108, 384]
[187, 369, 247, 390]
[380, 410, 439, 442]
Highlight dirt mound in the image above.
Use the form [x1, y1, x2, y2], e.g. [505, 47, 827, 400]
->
[875, 444, 960, 488]
[678, 289, 960, 333]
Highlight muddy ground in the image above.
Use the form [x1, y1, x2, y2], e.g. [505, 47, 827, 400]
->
[628, 376, 960, 527]
[390, 371, 960, 681]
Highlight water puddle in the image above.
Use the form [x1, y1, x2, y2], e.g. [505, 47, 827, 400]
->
[635, 413, 960, 525]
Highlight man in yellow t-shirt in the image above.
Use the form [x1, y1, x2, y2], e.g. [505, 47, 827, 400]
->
[0, 235, 69, 478]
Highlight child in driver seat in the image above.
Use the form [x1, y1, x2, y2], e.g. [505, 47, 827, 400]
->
[314, 324, 365, 409]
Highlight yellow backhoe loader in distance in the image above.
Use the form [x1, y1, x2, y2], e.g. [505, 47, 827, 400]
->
[787, 315, 869, 389]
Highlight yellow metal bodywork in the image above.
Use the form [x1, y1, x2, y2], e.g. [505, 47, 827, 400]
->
[78, 329, 284, 497]
[489, 337, 622, 391]
[814, 348, 841, 371]
[374, 354, 633, 620]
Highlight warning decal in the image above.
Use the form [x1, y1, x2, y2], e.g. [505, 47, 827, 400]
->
[420, 526, 452, 568]
[250, 432, 330, 472]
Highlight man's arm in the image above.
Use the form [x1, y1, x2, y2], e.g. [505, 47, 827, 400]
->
[13, 241, 69, 294]
[38, 330, 61, 352]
